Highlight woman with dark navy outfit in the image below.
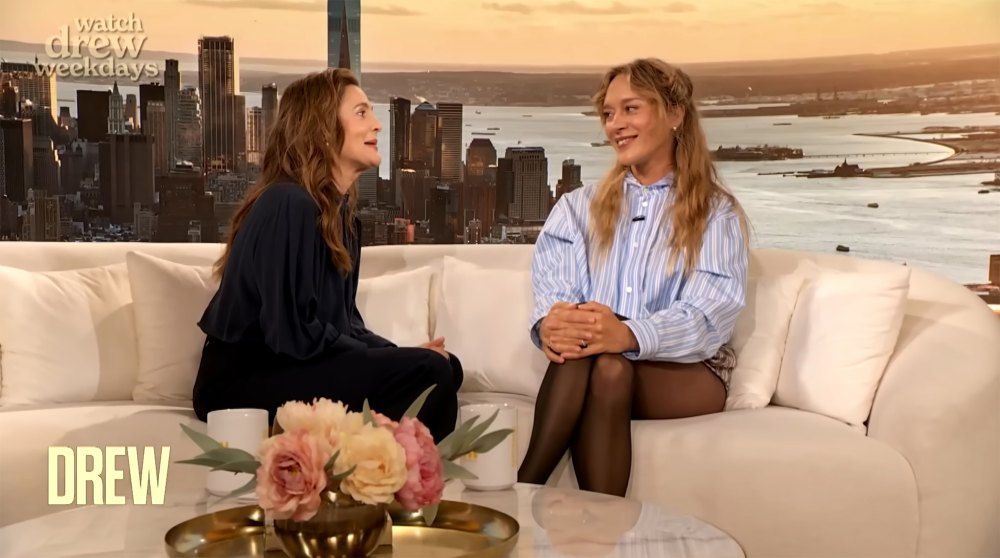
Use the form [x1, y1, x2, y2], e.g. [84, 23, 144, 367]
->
[192, 68, 463, 443]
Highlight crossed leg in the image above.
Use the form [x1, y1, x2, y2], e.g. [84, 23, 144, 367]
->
[571, 355, 726, 496]
[517, 357, 596, 485]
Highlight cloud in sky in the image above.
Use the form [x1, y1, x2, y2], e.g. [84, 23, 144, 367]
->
[184, 0, 421, 15]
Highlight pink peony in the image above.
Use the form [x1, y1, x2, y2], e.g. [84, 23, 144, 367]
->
[391, 417, 444, 510]
[372, 411, 398, 429]
[256, 430, 330, 521]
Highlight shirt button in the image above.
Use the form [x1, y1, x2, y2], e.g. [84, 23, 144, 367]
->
[632, 242, 638, 248]
[642, 201, 649, 207]
[625, 286, 633, 294]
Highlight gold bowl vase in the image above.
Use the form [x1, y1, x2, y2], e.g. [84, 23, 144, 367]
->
[272, 489, 389, 558]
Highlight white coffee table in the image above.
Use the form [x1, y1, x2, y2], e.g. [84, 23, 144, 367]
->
[0, 482, 744, 557]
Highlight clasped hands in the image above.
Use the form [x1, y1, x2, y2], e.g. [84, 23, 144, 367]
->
[419, 336, 449, 360]
[539, 302, 639, 363]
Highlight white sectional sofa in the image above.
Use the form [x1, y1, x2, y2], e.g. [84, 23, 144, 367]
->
[0, 241, 997, 558]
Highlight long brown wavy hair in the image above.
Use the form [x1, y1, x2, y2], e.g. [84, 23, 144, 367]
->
[213, 68, 360, 279]
[589, 58, 749, 276]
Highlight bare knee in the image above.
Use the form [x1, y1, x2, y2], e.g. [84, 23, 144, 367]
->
[589, 354, 633, 403]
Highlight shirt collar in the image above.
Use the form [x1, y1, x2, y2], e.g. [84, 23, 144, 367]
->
[624, 170, 674, 192]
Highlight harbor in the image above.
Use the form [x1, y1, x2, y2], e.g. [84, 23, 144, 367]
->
[759, 126, 1000, 179]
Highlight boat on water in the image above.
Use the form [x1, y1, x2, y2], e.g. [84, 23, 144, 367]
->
[803, 160, 872, 178]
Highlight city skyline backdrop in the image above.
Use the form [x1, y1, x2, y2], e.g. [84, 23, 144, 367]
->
[1, 0, 997, 69]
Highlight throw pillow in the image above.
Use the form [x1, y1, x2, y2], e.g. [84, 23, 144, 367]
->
[125, 251, 435, 402]
[0, 263, 137, 405]
[355, 266, 435, 348]
[432, 256, 547, 397]
[725, 270, 807, 411]
[772, 260, 911, 430]
[126, 252, 219, 402]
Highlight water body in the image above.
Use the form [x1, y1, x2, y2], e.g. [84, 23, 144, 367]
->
[53, 81, 1000, 284]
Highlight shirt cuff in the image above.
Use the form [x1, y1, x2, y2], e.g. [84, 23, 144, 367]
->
[530, 318, 544, 350]
[622, 319, 658, 360]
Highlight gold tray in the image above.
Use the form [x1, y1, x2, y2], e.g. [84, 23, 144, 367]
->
[164, 500, 519, 557]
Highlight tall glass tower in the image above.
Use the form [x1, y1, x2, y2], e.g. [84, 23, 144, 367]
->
[328, 0, 361, 81]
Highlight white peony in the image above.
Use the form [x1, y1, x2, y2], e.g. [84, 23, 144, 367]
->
[337, 423, 407, 505]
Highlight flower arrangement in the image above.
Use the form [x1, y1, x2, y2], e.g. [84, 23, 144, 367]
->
[178, 385, 512, 525]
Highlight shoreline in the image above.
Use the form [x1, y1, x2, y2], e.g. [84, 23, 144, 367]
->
[761, 128, 1000, 179]
[860, 131, 1000, 178]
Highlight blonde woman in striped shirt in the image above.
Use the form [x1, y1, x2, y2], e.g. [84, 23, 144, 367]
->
[518, 58, 751, 497]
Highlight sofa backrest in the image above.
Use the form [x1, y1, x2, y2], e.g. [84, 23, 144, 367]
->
[0, 242, 224, 271]
[0, 242, 995, 422]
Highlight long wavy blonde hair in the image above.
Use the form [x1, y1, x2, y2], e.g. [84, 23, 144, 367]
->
[213, 68, 360, 279]
[589, 58, 749, 275]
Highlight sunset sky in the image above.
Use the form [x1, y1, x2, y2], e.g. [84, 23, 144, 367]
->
[1, 0, 997, 68]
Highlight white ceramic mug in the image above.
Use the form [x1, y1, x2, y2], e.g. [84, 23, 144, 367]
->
[458, 402, 517, 491]
[206, 408, 270, 497]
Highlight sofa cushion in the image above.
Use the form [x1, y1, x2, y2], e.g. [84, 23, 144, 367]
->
[0, 263, 137, 406]
[773, 261, 911, 430]
[125, 253, 435, 403]
[355, 265, 435, 348]
[126, 252, 220, 402]
[625, 407, 918, 558]
[433, 257, 547, 397]
[725, 270, 806, 411]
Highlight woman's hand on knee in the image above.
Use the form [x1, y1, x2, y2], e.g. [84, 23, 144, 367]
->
[419, 336, 450, 360]
[540, 302, 595, 362]
[572, 302, 639, 357]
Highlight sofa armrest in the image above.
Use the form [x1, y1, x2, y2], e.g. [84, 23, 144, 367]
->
[868, 296, 1000, 558]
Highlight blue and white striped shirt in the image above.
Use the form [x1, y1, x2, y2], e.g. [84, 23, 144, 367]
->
[530, 172, 748, 362]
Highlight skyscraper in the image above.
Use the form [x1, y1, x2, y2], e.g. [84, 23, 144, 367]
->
[329, 0, 372, 193]
[262, 83, 278, 152]
[328, 0, 361, 79]
[389, 96, 411, 184]
[164, 59, 181, 168]
[108, 82, 126, 135]
[198, 36, 245, 173]
[435, 102, 463, 183]
[505, 146, 549, 222]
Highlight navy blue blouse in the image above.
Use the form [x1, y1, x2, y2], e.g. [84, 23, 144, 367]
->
[198, 182, 395, 360]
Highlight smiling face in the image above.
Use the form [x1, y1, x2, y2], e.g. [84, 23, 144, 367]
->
[336, 84, 382, 173]
[601, 74, 682, 173]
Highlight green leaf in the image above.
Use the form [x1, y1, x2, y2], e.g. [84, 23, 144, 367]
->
[468, 428, 514, 455]
[201, 447, 258, 464]
[329, 464, 357, 482]
[421, 502, 440, 526]
[211, 459, 260, 475]
[175, 457, 226, 468]
[435, 423, 464, 459]
[462, 410, 499, 450]
[362, 399, 375, 425]
[441, 460, 478, 480]
[403, 384, 436, 419]
[325, 450, 341, 473]
[443, 410, 500, 459]
[437, 416, 478, 460]
[212, 476, 258, 505]
[180, 423, 223, 453]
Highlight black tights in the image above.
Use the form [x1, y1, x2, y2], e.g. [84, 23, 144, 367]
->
[517, 354, 726, 496]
